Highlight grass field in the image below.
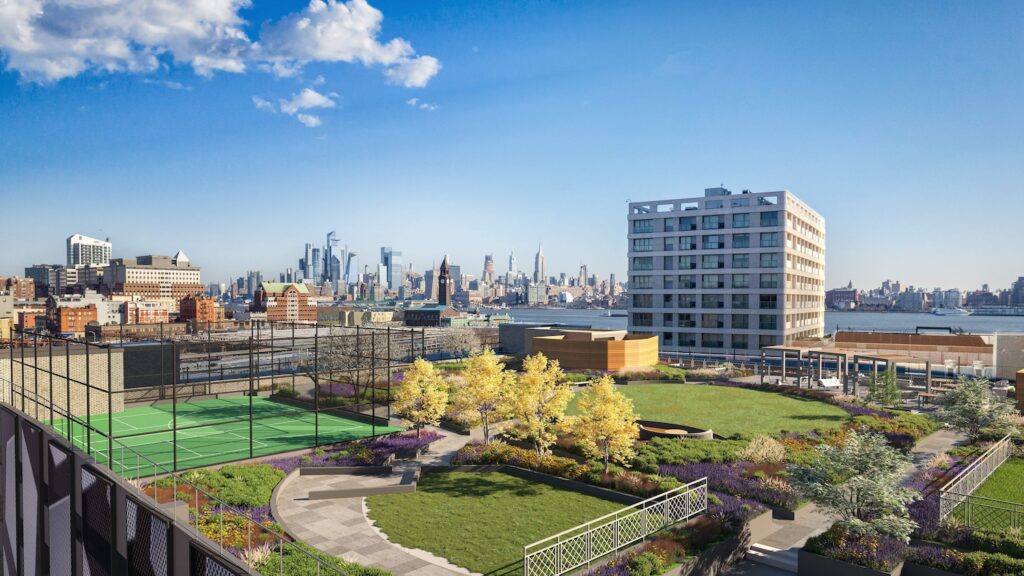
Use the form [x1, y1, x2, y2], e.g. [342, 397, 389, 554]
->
[568, 383, 849, 437]
[366, 471, 624, 575]
[973, 457, 1024, 503]
[53, 396, 400, 474]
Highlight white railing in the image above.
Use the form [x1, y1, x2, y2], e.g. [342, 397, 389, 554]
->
[939, 434, 1013, 522]
[523, 478, 707, 576]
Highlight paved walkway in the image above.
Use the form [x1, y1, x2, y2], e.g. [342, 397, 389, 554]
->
[727, 426, 968, 574]
[272, 424, 482, 575]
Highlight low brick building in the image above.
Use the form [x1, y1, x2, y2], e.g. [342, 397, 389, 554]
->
[251, 282, 316, 323]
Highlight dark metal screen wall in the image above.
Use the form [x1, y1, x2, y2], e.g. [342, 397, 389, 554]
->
[0, 404, 248, 576]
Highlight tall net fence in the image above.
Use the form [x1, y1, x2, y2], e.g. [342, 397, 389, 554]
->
[3, 322, 428, 472]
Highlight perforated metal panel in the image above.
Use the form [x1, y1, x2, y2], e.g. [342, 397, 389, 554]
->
[0, 409, 16, 576]
[82, 466, 113, 576]
[19, 421, 42, 575]
[47, 442, 74, 576]
[126, 497, 170, 576]
[189, 546, 241, 576]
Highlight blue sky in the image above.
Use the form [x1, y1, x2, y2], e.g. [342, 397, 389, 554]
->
[1, 0, 1022, 291]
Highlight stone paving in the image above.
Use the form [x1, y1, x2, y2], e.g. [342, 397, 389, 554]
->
[271, 424, 482, 575]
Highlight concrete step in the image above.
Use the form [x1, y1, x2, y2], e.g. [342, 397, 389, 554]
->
[747, 543, 798, 573]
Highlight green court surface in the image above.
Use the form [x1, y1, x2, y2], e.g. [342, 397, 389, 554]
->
[53, 396, 400, 474]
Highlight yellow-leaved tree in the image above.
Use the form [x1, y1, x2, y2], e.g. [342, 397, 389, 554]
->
[393, 358, 449, 438]
[450, 348, 514, 443]
[506, 352, 573, 455]
[568, 375, 639, 472]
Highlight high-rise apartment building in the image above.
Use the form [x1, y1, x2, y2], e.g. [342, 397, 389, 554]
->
[627, 187, 825, 354]
[67, 234, 112, 267]
[482, 254, 495, 285]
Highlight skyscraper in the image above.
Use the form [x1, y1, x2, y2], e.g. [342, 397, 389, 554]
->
[509, 251, 517, 274]
[627, 187, 825, 354]
[578, 264, 588, 288]
[380, 246, 404, 291]
[533, 244, 545, 285]
[438, 255, 452, 306]
[67, 234, 112, 267]
[299, 242, 314, 280]
[324, 231, 339, 285]
[482, 254, 495, 284]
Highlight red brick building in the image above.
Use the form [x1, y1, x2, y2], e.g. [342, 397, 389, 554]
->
[179, 294, 224, 325]
[122, 300, 171, 325]
[251, 282, 316, 323]
[49, 304, 97, 337]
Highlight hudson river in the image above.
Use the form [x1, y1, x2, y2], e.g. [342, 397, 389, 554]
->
[483, 308, 1024, 334]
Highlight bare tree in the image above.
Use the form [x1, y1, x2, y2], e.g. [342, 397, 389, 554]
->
[443, 328, 482, 359]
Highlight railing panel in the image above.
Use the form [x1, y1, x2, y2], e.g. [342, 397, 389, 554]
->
[523, 478, 707, 576]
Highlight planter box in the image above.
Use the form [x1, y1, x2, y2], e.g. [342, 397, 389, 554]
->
[674, 530, 750, 576]
[902, 562, 962, 576]
[772, 507, 796, 521]
[798, 550, 902, 576]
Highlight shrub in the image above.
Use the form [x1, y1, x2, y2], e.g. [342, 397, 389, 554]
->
[631, 437, 747, 472]
[966, 530, 1024, 558]
[627, 551, 666, 576]
[451, 442, 585, 479]
[160, 464, 284, 508]
[254, 542, 391, 576]
[661, 462, 798, 511]
[738, 435, 786, 464]
[906, 545, 964, 572]
[961, 550, 1024, 576]
[804, 524, 906, 572]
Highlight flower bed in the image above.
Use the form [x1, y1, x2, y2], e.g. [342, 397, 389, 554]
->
[660, 462, 799, 512]
[803, 525, 907, 573]
[265, 430, 444, 474]
[451, 441, 679, 497]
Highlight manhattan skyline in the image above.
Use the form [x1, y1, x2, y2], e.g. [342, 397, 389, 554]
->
[1, 1, 1022, 288]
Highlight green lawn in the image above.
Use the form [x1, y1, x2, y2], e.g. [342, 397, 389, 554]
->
[568, 383, 849, 438]
[973, 457, 1024, 503]
[366, 471, 624, 575]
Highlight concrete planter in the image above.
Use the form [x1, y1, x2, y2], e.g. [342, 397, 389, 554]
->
[772, 507, 796, 521]
[798, 550, 902, 576]
[902, 562, 962, 576]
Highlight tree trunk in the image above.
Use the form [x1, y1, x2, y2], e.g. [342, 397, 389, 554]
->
[604, 448, 610, 473]
[482, 417, 490, 444]
[416, 425, 421, 439]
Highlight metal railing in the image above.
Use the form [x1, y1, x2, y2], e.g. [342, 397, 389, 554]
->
[4, 378, 353, 576]
[523, 478, 707, 576]
[939, 433, 1015, 526]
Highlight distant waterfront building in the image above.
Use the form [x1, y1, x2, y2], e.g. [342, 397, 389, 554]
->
[826, 282, 859, 310]
[67, 234, 112, 267]
[1011, 277, 1024, 306]
[894, 290, 927, 312]
[627, 187, 825, 354]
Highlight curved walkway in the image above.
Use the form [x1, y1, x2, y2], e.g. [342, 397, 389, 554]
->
[272, 424, 483, 576]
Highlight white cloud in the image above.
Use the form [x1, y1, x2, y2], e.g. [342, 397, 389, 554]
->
[312, 74, 326, 85]
[143, 78, 192, 91]
[259, 0, 439, 86]
[279, 87, 336, 115]
[252, 95, 275, 112]
[0, 0, 252, 83]
[405, 97, 437, 112]
[295, 113, 322, 128]
[0, 0, 440, 87]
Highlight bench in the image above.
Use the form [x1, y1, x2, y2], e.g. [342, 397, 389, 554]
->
[818, 377, 842, 390]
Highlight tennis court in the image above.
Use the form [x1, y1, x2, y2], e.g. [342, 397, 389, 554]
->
[53, 396, 401, 474]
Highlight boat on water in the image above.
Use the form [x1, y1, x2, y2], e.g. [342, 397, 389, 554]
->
[931, 307, 972, 316]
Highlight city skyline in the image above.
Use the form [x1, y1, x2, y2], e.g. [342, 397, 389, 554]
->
[2, 229, 1022, 295]
[1, 1, 1023, 288]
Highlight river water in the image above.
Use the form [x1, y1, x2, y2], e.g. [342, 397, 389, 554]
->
[483, 308, 1024, 334]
